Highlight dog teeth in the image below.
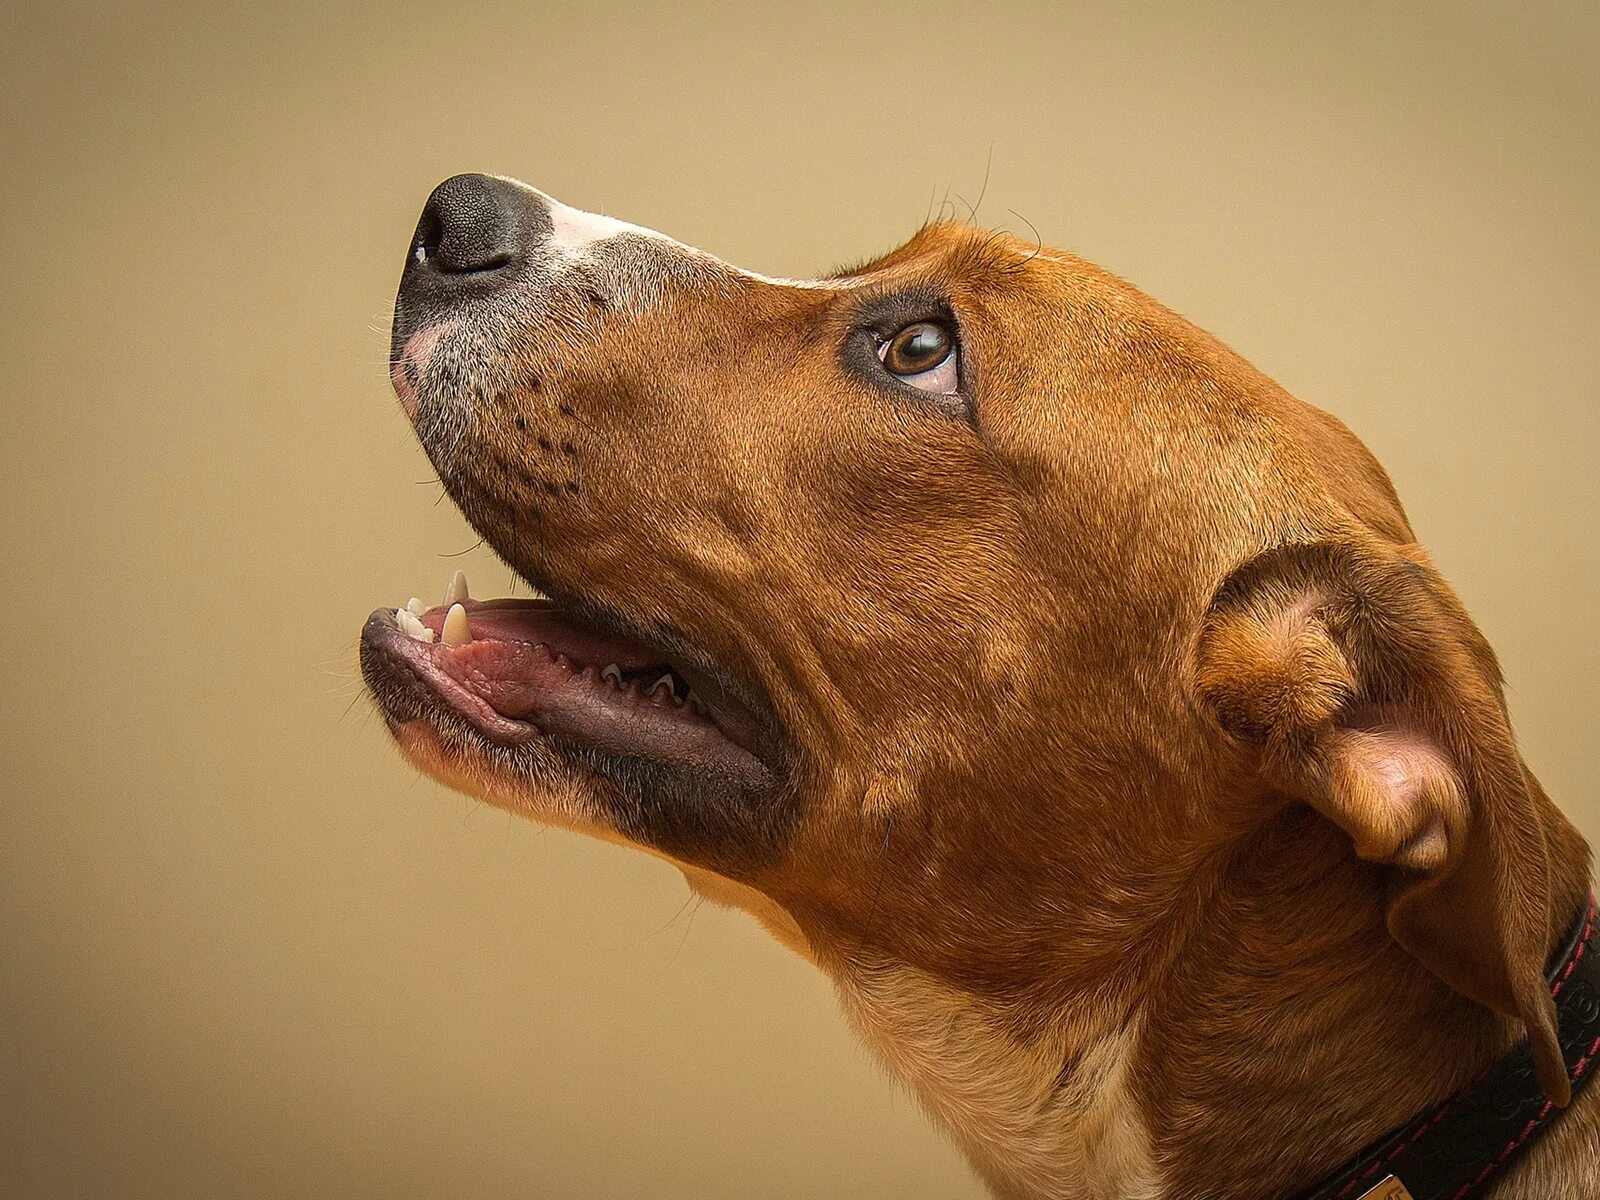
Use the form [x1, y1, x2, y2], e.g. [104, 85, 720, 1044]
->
[601, 664, 623, 687]
[405, 597, 427, 616]
[441, 602, 471, 647]
[443, 570, 469, 607]
[647, 674, 676, 702]
[395, 608, 435, 643]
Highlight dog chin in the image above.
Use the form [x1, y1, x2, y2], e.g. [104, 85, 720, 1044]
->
[363, 629, 794, 878]
[389, 717, 617, 841]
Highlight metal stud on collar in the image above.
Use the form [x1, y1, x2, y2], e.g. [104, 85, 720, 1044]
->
[1355, 1179, 1416, 1200]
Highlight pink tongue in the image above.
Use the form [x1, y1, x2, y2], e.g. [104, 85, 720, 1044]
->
[426, 611, 755, 775]
[434, 638, 565, 719]
[417, 598, 662, 670]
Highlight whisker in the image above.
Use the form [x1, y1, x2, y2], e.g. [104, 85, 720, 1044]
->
[630, 889, 701, 947]
[1005, 208, 1045, 273]
[667, 896, 705, 968]
[970, 144, 995, 224]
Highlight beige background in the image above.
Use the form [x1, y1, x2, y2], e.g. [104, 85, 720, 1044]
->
[2, 2, 1595, 1197]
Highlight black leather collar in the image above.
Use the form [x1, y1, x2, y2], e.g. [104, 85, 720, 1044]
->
[1288, 894, 1599, 1200]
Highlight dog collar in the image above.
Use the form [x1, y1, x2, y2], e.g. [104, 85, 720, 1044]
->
[1287, 894, 1598, 1200]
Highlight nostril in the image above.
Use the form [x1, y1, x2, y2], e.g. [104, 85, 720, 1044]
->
[413, 173, 519, 276]
[413, 207, 444, 265]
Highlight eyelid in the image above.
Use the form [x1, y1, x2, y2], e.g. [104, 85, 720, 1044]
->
[838, 298, 973, 421]
[853, 292, 956, 338]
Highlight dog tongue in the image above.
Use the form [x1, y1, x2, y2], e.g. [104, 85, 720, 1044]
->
[434, 637, 569, 719]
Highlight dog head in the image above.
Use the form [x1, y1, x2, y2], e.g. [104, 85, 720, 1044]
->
[361, 173, 1569, 1104]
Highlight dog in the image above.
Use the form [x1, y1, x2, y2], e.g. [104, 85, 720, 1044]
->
[360, 174, 1598, 1199]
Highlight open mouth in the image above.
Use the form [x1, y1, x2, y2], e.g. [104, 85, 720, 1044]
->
[360, 572, 771, 789]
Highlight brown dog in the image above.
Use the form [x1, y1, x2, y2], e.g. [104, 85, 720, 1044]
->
[361, 174, 1598, 1199]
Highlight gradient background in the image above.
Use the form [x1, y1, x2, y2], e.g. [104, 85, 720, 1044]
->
[2, 3, 1596, 1197]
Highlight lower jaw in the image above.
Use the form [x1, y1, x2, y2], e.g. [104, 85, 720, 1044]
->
[360, 622, 793, 874]
[384, 706, 603, 837]
[358, 604, 774, 794]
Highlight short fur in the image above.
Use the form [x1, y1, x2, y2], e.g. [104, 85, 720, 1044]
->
[368, 186, 1597, 1199]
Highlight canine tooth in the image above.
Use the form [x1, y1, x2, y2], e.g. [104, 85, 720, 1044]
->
[647, 674, 676, 701]
[441, 603, 471, 646]
[601, 664, 623, 687]
[405, 597, 427, 616]
[443, 570, 469, 606]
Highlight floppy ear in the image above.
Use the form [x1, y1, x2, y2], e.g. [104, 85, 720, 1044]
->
[1194, 538, 1568, 1104]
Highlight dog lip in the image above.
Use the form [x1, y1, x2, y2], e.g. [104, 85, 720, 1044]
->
[388, 322, 452, 423]
[551, 588, 773, 748]
[361, 609, 544, 744]
[359, 601, 772, 784]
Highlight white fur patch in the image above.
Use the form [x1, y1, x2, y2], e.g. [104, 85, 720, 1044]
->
[545, 195, 671, 260]
[492, 175, 863, 289]
[834, 962, 1162, 1200]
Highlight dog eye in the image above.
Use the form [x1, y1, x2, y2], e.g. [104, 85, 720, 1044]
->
[879, 321, 958, 395]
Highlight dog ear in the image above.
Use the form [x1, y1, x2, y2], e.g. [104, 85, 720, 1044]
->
[1194, 538, 1568, 1104]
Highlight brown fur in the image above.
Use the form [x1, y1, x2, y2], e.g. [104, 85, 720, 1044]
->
[374, 205, 1597, 1198]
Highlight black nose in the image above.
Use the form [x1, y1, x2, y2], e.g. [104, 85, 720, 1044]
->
[394, 174, 554, 346]
[411, 173, 522, 275]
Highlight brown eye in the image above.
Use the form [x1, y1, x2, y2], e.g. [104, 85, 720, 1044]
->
[881, 322, 953, 376]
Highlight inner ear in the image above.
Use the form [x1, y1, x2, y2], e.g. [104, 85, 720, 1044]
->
[1194, 538, 1569, 1104]
[1326, 716, 1461, 872]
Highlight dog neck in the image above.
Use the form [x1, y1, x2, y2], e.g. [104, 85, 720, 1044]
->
[831, 954, 1161, 1200]
[777, 804, 1597, 1200]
